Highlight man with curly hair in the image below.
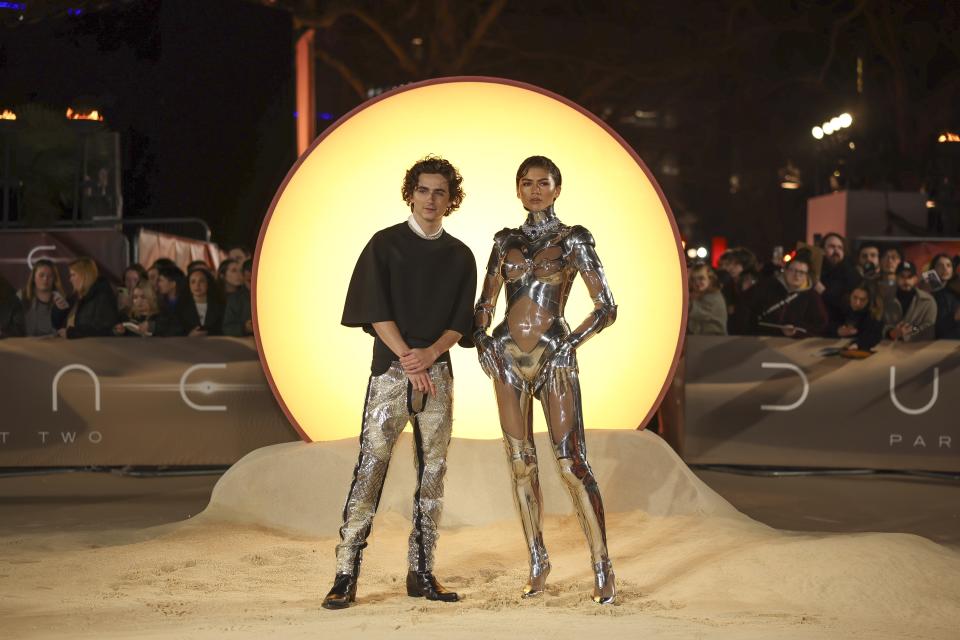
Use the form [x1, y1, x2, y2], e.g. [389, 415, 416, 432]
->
[323, 156, 477, 609]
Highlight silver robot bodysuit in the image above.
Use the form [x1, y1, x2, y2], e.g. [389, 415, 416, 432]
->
[473, 205, 617, 603]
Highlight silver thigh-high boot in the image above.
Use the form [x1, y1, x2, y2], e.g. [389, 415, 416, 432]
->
[541, 366, 615, 605]
[503, 432, 551, 597]
[552, 425, 615, 604]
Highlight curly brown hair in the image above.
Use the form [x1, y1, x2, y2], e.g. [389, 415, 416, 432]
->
[401, 155, 465, 216]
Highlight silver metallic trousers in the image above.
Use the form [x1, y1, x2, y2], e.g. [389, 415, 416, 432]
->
[335, 361, 454, 576]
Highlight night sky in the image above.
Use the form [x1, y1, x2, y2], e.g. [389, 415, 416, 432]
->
[2, 0, 958, 254]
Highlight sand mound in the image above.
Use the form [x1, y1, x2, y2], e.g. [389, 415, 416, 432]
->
[203, 429, 742, 535]
[183, 428, 960, 638]
[4, 430, 959, 639]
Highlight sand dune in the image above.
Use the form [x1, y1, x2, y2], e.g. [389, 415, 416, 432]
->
[204, 429, 741, 533]
[2, 430, 958, 639]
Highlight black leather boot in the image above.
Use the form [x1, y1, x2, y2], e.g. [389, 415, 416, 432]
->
[405, 571, 459, 602]
[322, 573, 358, 609]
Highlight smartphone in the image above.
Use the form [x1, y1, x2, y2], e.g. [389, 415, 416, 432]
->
[921, 270, 943, 288]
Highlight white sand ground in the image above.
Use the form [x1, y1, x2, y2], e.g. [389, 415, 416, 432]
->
[2, 430, 959, 639]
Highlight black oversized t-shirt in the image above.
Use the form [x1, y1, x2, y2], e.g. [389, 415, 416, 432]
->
[341, 222, 478, 375]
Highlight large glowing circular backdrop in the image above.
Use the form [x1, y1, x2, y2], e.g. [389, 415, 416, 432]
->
[254, 78, 686, 442]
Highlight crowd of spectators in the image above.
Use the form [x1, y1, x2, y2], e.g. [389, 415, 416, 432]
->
[0, 246, 255, 340]
[687, 233, 960, 348]
[3, 235, 958, 348]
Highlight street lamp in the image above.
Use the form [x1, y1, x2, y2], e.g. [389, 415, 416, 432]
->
[812, 112, 853, 138]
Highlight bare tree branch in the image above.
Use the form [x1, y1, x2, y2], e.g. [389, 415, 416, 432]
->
[818, 0, 869, 84]
[453, 0, 508, 72]
[298, 6, 418, 76]
[347, 7, 419, 75]
[316, 49, 367, 99]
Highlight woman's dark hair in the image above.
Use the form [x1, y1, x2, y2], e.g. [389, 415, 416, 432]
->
[849, 279, 884, 321]
[720, 246, 759, 275]
[187, 259, 210, 272]
[516, 155, 562, 189]
[401, 155, 465, 215]
[123, 263, 148, 285]
[157, 265, 188, 302]
[151, 257, 177, 271]
[929, 253, 952, 271]
[217, 258, 237, 281]
[880, 245, 902, 260]
[188, 266, 222, 304]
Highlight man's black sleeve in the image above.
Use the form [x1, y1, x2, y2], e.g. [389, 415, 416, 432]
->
[450, 249, 478, 348]
[341, 235, 392, 336]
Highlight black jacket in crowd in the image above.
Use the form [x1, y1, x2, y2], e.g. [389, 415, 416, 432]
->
[180, 297, 225, 335]
[115, 312, 159, 337]
[819, 260, 861, 326]
[222, 288, 251, 337]
[826, 307, 884, 351]
[53, 277, 120, 338]
[748, 275, 829, 338]
[934, 286, 960, 339]
[153, 294, 226, 336]
[0, 293, 25, 338]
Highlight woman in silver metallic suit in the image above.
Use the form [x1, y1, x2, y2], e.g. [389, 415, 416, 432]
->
[473, 156, 617, 604]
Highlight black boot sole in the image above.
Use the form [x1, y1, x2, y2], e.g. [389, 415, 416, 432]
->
[322, 598, 353, 610]
[406, 589, 458, 602]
